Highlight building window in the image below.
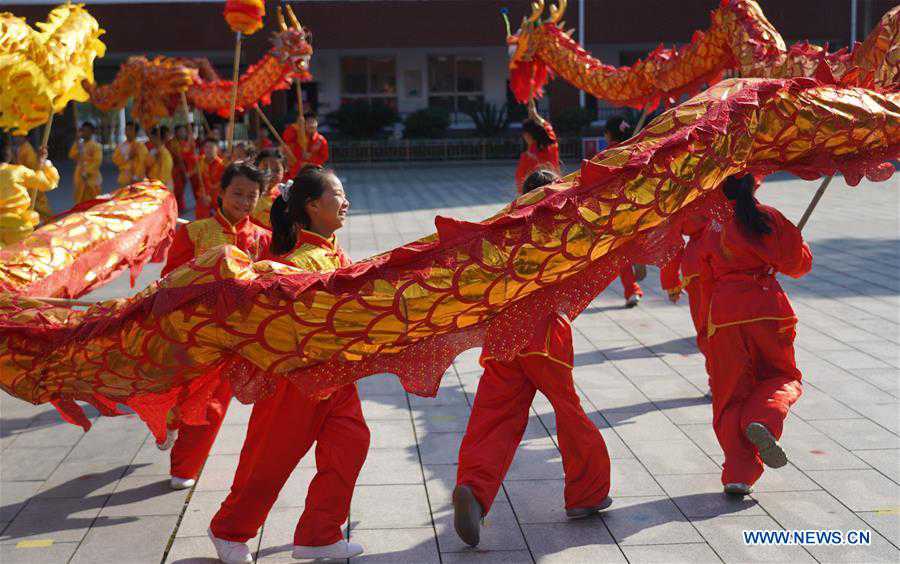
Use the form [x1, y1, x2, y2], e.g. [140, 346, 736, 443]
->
[341, 56, 397, 109]
[428, 55, 484, 118]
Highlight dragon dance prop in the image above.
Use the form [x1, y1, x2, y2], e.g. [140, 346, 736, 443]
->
[223, 0, 266, 149]
[0, 78, 897, 442]
[507, 0, 900, 109]
[0, 182, 177, 299]
[84, 5, 311, 128]
[0, 3, 106, 134]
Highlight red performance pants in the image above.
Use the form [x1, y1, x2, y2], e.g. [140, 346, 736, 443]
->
[619, 264, 643, 300]
[169, 379, 233, 479]
[707, 320, 803, 486]
[210, 381, 370, 547]
[457, 320, 610, 514]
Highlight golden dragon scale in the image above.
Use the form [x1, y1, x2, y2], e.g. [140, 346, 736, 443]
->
[1, 78, 897, 442]
[0, 182, 177, 298]
[508, 0, 900, 109]
[85, 14, 312, 127]
[0, 3, 106, 134]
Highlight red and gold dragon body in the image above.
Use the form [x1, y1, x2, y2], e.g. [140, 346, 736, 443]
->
[507, 0, 900, 108]
[0, 77, 897, 441]
[85, 6, 312, 127]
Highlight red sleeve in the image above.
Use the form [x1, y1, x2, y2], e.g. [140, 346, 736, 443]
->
[659, 245, 685, 291]
[516, 151, 537, 192]
[313, 135, 329, 165]
[770, 209, 812, 278]
[161, 225, 194, 277]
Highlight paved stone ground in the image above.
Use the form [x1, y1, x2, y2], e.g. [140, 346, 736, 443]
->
[1, 162, 898, 563]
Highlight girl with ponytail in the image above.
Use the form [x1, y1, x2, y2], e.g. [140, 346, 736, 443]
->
[702, 174, 812, 496]
[210, 165, 369, 562]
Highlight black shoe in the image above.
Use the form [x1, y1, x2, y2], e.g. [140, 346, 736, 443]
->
[453, 484, 483, 547]
[565, 496, 613, 519]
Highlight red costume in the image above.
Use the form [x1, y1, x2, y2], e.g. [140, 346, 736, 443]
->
[617, 264, 643, 301]
[457, 313, 610, 514]
[164, 211, 271, 480]
[169, 138, 199, 212]
[515, 122, 560, 193]
[702, 205, 811, 486]
[210, 230, 370, 547]
[659, 214, 713, 352]
[283, 124, 329, 180]
[196, 155, 225, 219]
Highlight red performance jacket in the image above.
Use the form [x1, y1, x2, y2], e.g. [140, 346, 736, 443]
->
[515, 122, 560, 192]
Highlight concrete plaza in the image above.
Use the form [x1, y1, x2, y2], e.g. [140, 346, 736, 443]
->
[1, 162, 898, 563]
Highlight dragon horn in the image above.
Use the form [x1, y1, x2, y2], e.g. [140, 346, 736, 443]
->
[546, 0, 567, 24]
[527, 0, 545, 24]
[276, 5, 288, 31]
[285, 3, 302, 29]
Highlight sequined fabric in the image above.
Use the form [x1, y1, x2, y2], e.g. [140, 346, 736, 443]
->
[508, 0, 899, 108]
[0, 181, 177, 298]
[1, 78, 897, 443]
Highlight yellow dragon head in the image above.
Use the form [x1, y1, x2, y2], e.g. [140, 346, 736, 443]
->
[272, 4, 313, 81]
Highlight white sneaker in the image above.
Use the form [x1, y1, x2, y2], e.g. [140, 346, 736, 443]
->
[292, 540, 364, 560]
[625, 294, 641, 308]
[170, 476, 196, 490]
[208, 528, 253, 564]
[157, 428, 178, 450]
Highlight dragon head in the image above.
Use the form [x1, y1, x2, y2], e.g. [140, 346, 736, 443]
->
[505, 0, 566, 103]
[272, 4, 313, 81]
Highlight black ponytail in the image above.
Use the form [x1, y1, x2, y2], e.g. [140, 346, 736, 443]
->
[269, 166, 337, 255]
[604, 115, 634, 144]
[522, 119, 554, 150]
[723, 175, 771, 236]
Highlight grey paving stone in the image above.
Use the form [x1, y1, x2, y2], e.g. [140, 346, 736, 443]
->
[0, 481, 42, 523]
[522, 522, 626, 563]
[779, 433, 871, 471]
[357, 447, 423, 486]
[854, 449, 900, 483]
[4, 420, 86, 448]
[601, 408, 687, 443]
[100, 474, 190, 517]
[413, 404, 472, 433]
[350, 485, 431, 529]
[349, 527, 440, 563]
[504, 480, 571, 524]
[621, 543, 723, 563]
[360, 395, 411, 421]
[417, 432, 464, 465]
[857, 510, 900, 547]
[804, 469, 900, 512]
[367, 419, 416, 449]
[609, 458, 665, 497]
[441, 550, 534, 563]
[193, 454, 240, 492]
[176, 490, 229, 538]
[655, 474, 765, 518]
[505, 437, 566, 481]
[0, 448, 69, 482]
[752, 491, 899, 563]
[272, 466, 316, 508]
[750, 466, 823, 492]
[166, 534, 245, 563]
[808, 418, 900, 451]
[600, 495, 703, 546]
[0, 497, 107, 543]
[628, 440, 721, 475]
[36, 461, 131, 499]
[207, 423, 249, 455]
[355, 374, 407, 397]
[693, 514, 816, 563]
[70, 513, 179, 564]
[0, 540, 80, 563]
[257, 505, 317, 560]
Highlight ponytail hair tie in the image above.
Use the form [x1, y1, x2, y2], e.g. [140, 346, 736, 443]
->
[279, 180, 294, 202]
[620, 121, 631, 133]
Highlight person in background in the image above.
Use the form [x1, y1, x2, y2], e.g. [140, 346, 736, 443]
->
[229, 141, 252, 164]
[452, 168, 612, 548]
[112, 121, 149, 188]
[0, 140, 59, 245]
[604, 115, 644, 308]
[68, 121, 104, 204]
[251, 147, 287, 229]
[147, 127, 175, 191]
[12, 134, 53, 221]
[196, 138, 225, 219]
[515, 105, 560, 193]
[256, 127, 274, 151]
[702, 174, 811, 496]
[209, 166, 368, 564]
[171, 124, 199, 214]
[283, 112, 329, 180]
[162, 162, 270, 493]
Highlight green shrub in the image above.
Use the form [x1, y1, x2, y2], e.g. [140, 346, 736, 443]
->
[403, 107, 451, 139]
[465, 102, 509, 136]
[326, 100, 398, 138]
[551, 106, 595, 135]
